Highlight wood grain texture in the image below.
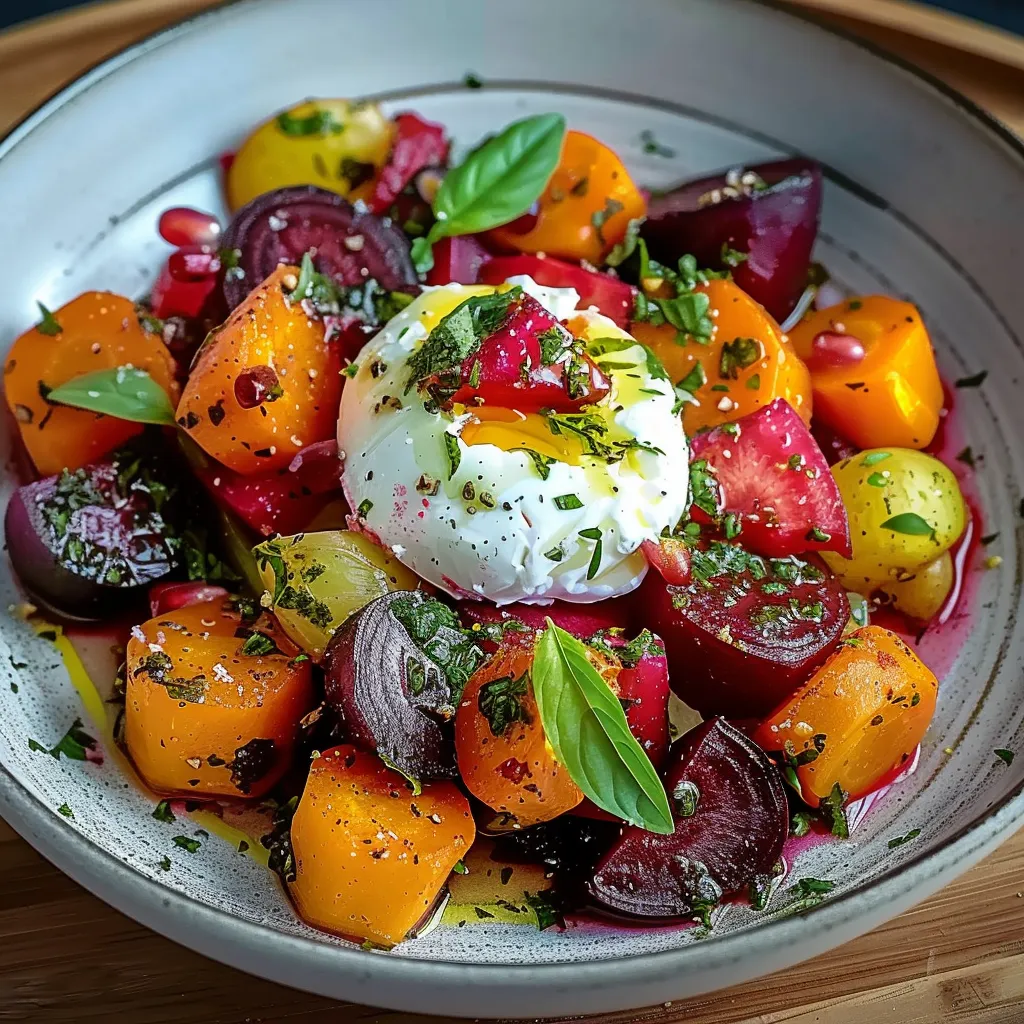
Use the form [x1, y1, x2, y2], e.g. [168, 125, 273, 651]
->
[2, 1, 1024, 1022]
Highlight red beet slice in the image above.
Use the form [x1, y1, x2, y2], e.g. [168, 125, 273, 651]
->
[150, 245, 222, 320]
[148, 581, 229, 618]
[5, 453, 180, 620]
[812, 420, 859, 467]
[456, 597, 628, 642]
[641, 537, 691, 586]
[368, 111, 448, 215]
[480, 255, 636, 327]
[323, 591, 484, 780]
[641, 158, 822, 322]
[690, 398, 851, 559]
[425, 235, 493, 286]
[640, 541, 848, 718]
[221, 185, 416, 310]
[196, 440, 345, 537]
[590, 717, 788, 918]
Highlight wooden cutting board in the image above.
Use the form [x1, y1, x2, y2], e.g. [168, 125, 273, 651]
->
[3, 2, 1024, 1022]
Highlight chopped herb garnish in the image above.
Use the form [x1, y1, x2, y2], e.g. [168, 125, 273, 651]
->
[479, 671, 532, 737]
[57, 802, 73, 818]
[867, 472, 888, 487]
[590, 197, 624, 246]
[807, 525, 831, 543]
[463, 71, 483, 88]
[172, 835, 201, 853]
[861, 451, 891, 466]
[159, 856, 171, 872]
[881, 512, 934, 537]
[719, 337, 761, 380]
[28, 717, 97, 761]
[239, 630, 278, 657]
[632, 241, 718, 344]
[513, 447, 554, 480]
[995, 748, 1015, 766]
[955, 370, 987, 389]
[553, 494, 584, 511]
[887, 828, 921, 849]
[791, 877, 834, 897]
[356, 499, 373, 519]
[678, 362, 706, 394]
[276, 107, 343, 136]
[790, 811, 812, 837]
[955, 446, 976, 468]
[980, 532, 1000, 546]
[443, 432, 462, 478]
[639, 129, 675, 158]
[819, 782, 849, 839]
[152, 800, 175, 823]
[721, 244, 748, 268]
[36, 302, 62, 336]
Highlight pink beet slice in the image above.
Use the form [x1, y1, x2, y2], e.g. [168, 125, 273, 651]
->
[641, 158, 822, 322]
[690, 398, 851, 559]
[456, 598, 627, 640]
[479, 254, 636, 328]
[196, 440, 345, 537]
[590, 717, 788, 918]
[221, 185, 416, 310]
[639, 541, 848, 719]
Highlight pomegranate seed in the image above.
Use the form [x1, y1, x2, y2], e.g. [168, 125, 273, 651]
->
[234, 365, 282, 409]
[808, 330, 866, 369]
[167, 245, 221, 282]
[159, 206, 222, 248]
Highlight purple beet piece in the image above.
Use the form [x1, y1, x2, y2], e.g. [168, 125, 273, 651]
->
[323, 591, 484, 781]
[641, 158, 822, 322]
[221, 185, 417, 310]
[5, 453, 179, 620]
[589, 718, 788, 918]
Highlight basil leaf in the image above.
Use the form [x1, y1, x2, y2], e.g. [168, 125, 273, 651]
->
[533, 622, 674, 834]
[880, 512, 934, 536]
[430, 113, 566, 242]
[47, 366, 176, 425]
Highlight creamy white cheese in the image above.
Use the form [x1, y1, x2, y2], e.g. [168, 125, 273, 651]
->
[337, 279, 689, 605]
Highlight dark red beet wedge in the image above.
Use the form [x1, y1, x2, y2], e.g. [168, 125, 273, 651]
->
[640, 541, 848, 719]
[425, 235, 493, 286]
[641, 158, 822, 322]
[690, 398, 851, 559]
[5, 452, 180, 620]
[323, 591, 484, 780]
[221, 185, 416, 310]
[368, 111, 448, 215]
[480, 254, 636, 328]
[456, 597, 628, 641]
[590, 718, 787, 918]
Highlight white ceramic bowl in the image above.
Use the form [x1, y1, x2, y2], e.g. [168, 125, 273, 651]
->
[0, 0, 1022, 1017]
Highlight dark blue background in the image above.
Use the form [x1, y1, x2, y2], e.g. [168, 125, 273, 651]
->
[2, 1, 1024, 33]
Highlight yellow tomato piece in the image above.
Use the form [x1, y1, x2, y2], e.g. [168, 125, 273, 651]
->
[753, 626, 937, 805]
[489, 130, 646, 264]
[878, 552, 954, 621]
[787, 296, 943, 450]
[227, 99, 395, 211]
[823, 448, 966, 591]
[4, 293, 178, 476]
[632, 277, 811, 432]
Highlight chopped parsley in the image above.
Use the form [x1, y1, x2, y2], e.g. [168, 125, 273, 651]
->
[955, 370, 987, 389]
[553, 493, 584, 511]
[590, 197, 624, 246]
[861, 451, 891, 466]
[57, 802, 73, 818]
[820, 782, 850, 839]
[513, 447, 554, 480]
[406, 287, 520, 394]
[172, 835, 202, 853]
[887, 828, 921, 849]
[276, 107, 343, 136]
[239, 630, 279, 657]
[152, 800, 175, 823]
[36, 302, 63, 336]
[478, 671, 532, 737]
[443, 433, 462, 478]
[639, 129, 675, 158]
[632, 241, 721, 345]
[718, 337, 761, 380]
[29, 717, 97, 761]
[995, 748, 1015, 766]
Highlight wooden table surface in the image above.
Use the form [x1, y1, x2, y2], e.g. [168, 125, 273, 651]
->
[4, 1, 1024, 1022]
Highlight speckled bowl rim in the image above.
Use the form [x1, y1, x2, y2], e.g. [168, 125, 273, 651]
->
[1, 0, 1024, 1014]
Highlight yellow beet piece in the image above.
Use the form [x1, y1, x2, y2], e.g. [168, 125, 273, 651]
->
[227, 99, 395, 211]
[125, 597, 313, 799]
[253, 530, 420, 657]
[289, 745, 475, 946]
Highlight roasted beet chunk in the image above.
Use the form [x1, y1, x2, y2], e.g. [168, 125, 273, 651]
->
[323, 591, 484, 780]
[5, 450, 181, 620]
[221, 185, 416, 310]
[640, 541, 848, 719]
[590, 718, 788, 918]
[641, 158, 822, 322]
